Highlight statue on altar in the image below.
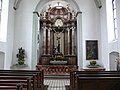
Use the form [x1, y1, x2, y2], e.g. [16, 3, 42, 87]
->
[49, 36, 68, 65]
[57, 36, 61, 53]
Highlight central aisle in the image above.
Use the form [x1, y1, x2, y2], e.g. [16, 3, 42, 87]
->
[44, 79, 70, 90]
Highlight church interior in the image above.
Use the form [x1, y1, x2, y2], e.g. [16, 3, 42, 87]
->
[0, 0, 120, 90]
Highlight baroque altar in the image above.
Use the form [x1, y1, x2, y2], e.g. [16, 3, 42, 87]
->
[36, 2, 78, 74]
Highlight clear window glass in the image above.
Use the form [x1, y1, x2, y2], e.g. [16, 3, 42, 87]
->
[0, 0, 2, 20]
[112, 0, 118, 39]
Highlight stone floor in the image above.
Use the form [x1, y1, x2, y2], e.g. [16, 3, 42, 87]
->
[44, 78, 70, 90]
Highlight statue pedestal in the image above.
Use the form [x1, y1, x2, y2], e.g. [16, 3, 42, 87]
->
[10, 64, 29, 70]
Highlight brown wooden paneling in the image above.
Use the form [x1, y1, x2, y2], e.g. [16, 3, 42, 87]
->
[65, 55, 77, 65]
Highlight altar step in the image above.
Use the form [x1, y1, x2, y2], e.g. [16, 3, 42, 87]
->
[44, 74, 70, 79]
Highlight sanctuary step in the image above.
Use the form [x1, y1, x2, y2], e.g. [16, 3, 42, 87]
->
[44, 74, 70, 79]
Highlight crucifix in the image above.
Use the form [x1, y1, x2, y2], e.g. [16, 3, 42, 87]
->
[57, 36, 61, 53]
[53, 28, 64, 52]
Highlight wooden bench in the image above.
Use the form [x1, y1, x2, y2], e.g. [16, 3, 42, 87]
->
[76, 76, 120, 90]
[0, 69, 44, 88]
[70, 71, 120, 90]
[0, 70, 44, 90]
[0, 75, 33, 90]
[0, 82, 23, 90]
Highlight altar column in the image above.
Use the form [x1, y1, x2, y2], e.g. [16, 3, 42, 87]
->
[67, 28, 70, 55]
[71, 26, 76, 55]
[42, 25, 47, 55]
[47, 27, 51, 54]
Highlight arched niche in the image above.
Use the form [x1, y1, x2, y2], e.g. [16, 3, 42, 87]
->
[32, 0, 82, 69]
[0, 51, 5, 68]
[109, 51, 119, 70]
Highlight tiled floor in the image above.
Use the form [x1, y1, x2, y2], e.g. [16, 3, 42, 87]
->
[44, 79, 70, 90]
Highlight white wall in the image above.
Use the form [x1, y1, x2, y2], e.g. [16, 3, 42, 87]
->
[13, 0, 39, 69]
[4, 0, 15, 69]
[0, 0, 9, 42]
[0, 0, 9, 69]
[116, 0, 120, 53]
[13, 0, 102, 69]
[107, 0, 120, 70]
[77, 0, 101, 68]
[0, 0, 119, 70]
[0, 42, 6, 52]
[100, 0, 109, 70]
[0, 0, 14, 69]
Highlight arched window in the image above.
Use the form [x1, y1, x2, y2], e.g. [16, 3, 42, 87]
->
[0, 0, 2, 17]
[0, 0, 9, 42]
[112, 0, 118, 39]
[0, 0, 2, 26]
[106, 0, 118, 42]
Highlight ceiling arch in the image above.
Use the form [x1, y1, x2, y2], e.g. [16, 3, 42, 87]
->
[35, 0, 81, 14]
[32, 0, 82, 69]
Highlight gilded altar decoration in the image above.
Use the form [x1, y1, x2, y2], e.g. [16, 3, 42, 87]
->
[49, 47, 65, 61]
[49, 54, 65, 61]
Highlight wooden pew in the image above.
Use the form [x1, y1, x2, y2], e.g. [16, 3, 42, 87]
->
[0, 73, 38, 90]
[0, 75, 33, 90]
[0, 70, 44, 90]
[0, 82, 23, 90]
[70, 71, 120, 90]
[0, 69, 44, 89]
[76, 76, 120, 90]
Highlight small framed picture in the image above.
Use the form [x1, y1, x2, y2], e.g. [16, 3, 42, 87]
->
[86, 40, 98, 60]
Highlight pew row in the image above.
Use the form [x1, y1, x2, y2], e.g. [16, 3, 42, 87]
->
[0, 75, 33, 90]
[0, 82, 23, 90]
[76, 76, 120, 90]
[70, 71, 120, 90]
[0, 69, 44, 87]
[0, 70, 44, 90]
